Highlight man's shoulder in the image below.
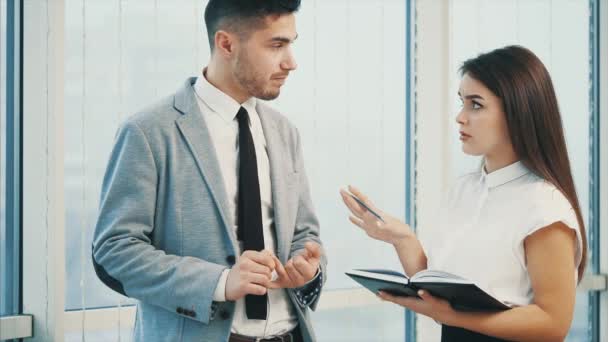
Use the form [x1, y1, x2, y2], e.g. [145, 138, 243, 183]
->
[256, 101, 298, 134]
[123, 94, 181, 132]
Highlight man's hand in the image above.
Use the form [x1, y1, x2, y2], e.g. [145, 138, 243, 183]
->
[269, 242, 321, 289]
[225, 250, 276, 301]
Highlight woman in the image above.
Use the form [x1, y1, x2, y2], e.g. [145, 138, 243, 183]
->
[340, 46, 586, 342]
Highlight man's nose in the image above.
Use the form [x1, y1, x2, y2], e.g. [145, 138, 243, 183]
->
[281, 48, 298, 71]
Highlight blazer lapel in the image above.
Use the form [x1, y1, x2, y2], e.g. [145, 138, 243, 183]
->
[257, 105, 292, 262]
[173, 78, 238, 253]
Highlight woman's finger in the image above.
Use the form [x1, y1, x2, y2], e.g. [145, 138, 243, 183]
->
[349, 215, 371, 232]
[340, 191, 366, 218]
[348, 185, 374, 206]
[378, 291, 419, 308]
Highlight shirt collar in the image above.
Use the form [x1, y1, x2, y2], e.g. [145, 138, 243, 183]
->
[481, 160, 530, 188]
[194, 69, 257, 124]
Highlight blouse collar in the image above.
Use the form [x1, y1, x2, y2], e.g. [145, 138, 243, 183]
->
[481, 161, 530, 188]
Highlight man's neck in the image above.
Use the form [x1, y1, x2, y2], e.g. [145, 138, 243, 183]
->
[204, 64, 251, 105]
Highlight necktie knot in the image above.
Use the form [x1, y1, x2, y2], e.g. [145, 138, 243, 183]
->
[236, 106, 249, 127]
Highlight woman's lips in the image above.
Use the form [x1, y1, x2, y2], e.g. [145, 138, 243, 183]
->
[459, 131, 472, 140]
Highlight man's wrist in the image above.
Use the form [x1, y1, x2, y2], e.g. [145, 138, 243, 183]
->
[212, 269, 230, 302]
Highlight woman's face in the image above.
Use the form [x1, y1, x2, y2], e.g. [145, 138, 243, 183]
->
[456, 73, 513, 158]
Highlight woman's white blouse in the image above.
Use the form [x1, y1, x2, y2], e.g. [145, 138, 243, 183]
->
[421, 161, 583, 307]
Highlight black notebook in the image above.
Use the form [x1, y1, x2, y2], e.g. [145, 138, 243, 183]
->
[346, 268, 510, 312]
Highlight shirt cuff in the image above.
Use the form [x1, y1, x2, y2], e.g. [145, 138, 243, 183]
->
[294, 268, 323, 307]
[302, 267, 320, 286]
[213, 269, 230, 302]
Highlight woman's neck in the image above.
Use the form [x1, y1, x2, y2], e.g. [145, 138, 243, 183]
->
[484, 149, 519, 174]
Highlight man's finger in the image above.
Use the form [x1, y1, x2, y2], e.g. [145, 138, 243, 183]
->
[273, 256, 290, 280]
[248, 273, 272, 288]
[268, 257, 293, 289]
[292, 255, 316, 280]
[242, 250, 276, 270]
[246, 283, 268, 296]
[304, 242, 321, 260]
[242, 261, 273, 277]
[285, 260, 305, 285]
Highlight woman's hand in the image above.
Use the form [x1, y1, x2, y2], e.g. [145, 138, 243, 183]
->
[378, 290, 458, 327]
[340, 185, 415, 246]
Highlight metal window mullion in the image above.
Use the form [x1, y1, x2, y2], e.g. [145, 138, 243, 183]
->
[598, 1, 608, 342]
[4, 0, 23, 319]
[405, 0, 416, 340]
[589, 1, 602, 342]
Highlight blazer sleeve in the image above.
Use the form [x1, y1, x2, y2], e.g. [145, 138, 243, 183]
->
[287, 128, 327, 311]
[91, 120, 226, 324]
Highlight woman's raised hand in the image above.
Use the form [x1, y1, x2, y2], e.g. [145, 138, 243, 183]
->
[339, 185, 414, 246]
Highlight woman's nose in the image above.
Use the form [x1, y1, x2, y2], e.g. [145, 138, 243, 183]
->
[456, 109, 467, 125]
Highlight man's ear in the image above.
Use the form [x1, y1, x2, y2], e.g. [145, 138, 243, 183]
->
[214, 30, 237, 58]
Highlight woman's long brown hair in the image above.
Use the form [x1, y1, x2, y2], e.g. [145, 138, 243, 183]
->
[460, 45, 587, 282]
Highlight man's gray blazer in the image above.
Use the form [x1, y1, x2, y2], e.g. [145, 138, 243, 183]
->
[92, 78, 327, 342]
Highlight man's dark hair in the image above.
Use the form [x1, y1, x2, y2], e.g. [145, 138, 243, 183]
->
[204, 0, 301, 51]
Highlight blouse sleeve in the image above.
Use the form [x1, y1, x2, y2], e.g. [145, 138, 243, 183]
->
[524, 182, 583, 269]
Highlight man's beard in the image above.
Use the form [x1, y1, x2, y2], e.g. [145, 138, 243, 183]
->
[234, 52, 280, 101]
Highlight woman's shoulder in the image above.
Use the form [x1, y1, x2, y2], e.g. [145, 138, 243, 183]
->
[522, 174, 571, 207]
[517, 174, 580, 233]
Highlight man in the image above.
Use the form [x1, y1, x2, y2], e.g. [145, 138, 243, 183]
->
[91, 1, 326, 341]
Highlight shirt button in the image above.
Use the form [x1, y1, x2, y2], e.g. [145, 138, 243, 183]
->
[176, 307, 184, 314]
[226, 255, 236, 265]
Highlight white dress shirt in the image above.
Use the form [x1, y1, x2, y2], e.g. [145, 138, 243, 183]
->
[421, 161, 583, 307]
[193, 74, 298, 337]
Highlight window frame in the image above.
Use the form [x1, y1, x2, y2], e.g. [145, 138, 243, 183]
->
[597, 0, 608, 340]
[0, 0, 30, 339]
[20, 0, 67, 341]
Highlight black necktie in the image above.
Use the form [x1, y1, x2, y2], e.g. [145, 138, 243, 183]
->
[236, 106, 268, 320]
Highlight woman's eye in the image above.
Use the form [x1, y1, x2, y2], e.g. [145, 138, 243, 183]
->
[472, 101, 482, 109]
